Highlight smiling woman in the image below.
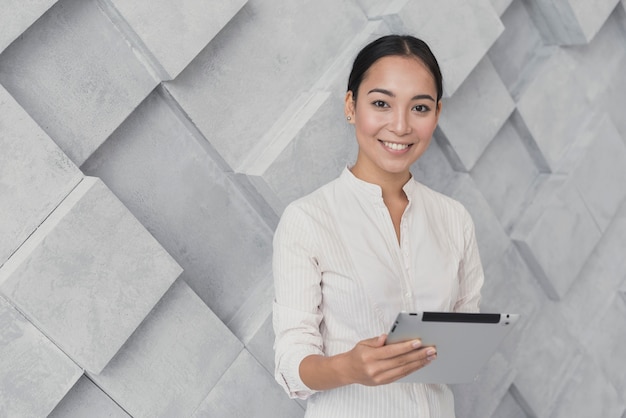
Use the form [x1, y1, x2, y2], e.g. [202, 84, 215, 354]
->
[272, 35, 484, 418]
[347, 55, 441, 215]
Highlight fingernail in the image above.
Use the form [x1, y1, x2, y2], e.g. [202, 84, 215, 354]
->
[426, 348, 436, 356]
[412, 340, 422, 349]
[427, 354, 437, 361]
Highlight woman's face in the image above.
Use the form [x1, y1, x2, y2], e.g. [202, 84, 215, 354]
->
[345, 55, 441, 182]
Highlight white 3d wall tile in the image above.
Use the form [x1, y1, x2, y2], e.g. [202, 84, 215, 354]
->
[0, 0, 625, 416]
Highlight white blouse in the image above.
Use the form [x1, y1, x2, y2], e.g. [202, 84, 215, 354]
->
[273, 167, 484, 418]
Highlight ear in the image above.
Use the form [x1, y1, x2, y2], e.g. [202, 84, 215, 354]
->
[344, 91, 356, 123]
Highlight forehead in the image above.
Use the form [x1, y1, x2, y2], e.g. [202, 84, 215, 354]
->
[359, 55, 436, 94]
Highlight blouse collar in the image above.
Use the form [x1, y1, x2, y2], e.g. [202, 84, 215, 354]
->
[340, 166, 419, 203]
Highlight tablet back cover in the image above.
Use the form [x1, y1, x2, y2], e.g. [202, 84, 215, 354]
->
[386, 312, 518, 384]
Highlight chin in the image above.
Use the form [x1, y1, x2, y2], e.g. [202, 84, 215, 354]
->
[380, 163, 414, 175]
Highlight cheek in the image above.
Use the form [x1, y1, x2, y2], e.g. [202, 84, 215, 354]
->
[415, 117, 439, 139]
[355, 112, 385, 137]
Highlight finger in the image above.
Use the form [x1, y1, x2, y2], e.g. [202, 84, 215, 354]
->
[380, 338, 424, 359]
[377, 349, 438, 384]
[424, 346, 437, 362]
[383, 345, 437, 372]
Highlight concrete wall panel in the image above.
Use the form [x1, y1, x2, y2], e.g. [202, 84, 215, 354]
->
[437, 56, 515, 171]
[164, 0, 367, 169]
[192, 349, 304, 418]
[49, 375, 131, 418]
[492, 387, 529, 418]
[488, 0, 551, 101]
[511, 308, 583, 417]
[550, 353, 624, 418]
[511, 178, 602, 300]
[0, 0, 57, 52]
[524, 0, 620, 44]
[81, 90, 274, 324]
[0, 296, 82, 417]
[0, 0, 157, 165]
[515, 49, 591, 171]
[90, 279, 243, 418]
[470, 120, 544, 231]
[102, 0, 248, 79]
[1, 0, 625, 416]
[0, 177, 181, 373]
[0, 84, 82, 265]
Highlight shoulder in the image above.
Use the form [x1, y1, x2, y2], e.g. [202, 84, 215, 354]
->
[281, 176, 342, 217]
[276, 177, 341, 233]
[412, 180, 471, 222]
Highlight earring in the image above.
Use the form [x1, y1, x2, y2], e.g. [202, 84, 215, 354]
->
[346, 116, 351, 121]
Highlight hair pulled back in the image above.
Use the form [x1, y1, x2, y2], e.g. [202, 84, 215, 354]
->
[347, 35, 443, 103]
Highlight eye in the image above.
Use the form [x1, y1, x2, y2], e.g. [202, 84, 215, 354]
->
[412, 104, 431, 113]
[372, 100, 389, 108]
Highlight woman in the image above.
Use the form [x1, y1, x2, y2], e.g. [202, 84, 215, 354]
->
[273, 35, 484, 418]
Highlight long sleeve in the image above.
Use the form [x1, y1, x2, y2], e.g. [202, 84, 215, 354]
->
[453, 208, 484, 313]
[272, 204, 324, 400]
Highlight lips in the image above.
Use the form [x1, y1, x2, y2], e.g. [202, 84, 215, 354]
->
[380, 140, 411, 151]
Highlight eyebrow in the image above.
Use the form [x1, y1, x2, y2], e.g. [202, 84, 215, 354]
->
[367, 88, 436, 102]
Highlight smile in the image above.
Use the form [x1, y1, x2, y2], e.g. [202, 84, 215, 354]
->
[380, 140, 411, 151]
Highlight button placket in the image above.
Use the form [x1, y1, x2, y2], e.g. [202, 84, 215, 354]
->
[399, 211, 413, 308]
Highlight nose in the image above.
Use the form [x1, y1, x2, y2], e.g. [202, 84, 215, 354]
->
[389, 109, 412, 136]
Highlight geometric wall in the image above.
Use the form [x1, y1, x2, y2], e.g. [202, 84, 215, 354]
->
[1, 0, 625, 417]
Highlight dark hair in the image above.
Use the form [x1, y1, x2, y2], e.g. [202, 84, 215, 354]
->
[347, 35, 443, 102]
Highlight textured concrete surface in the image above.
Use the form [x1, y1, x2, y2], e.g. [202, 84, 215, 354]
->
[49, 375, 131, 418]
[525, 0, 620, 44]
[515, 49, 591, 171]
[437, 56, 515, 171]
[511, 177, 602, 299]
[103, 0, 248, 79]
[164, 0, 367, 169]
[470, 120, 544, 231]
[0, 0, 625, 416]
[487, 0, 552, 101]
[0, 0, 57, 52]
[90, 279, 243, 417]
[0, 84, 82, 266]
[0, 296, 82, 417]
[81, 90, 274, 325]
[0, 0, 157, 165]
[192, 349, 304, 418]
[559, 115, 626, 231]
[0, 177, 181, 373]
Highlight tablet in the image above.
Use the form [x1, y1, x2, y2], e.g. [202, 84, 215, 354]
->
[386, 311, 519, 384]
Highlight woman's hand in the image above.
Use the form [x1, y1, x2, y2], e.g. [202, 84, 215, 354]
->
[299, 334, 436, 390]
[342, 334, 437, 386]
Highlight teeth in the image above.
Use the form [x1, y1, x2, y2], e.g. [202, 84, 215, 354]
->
[383, 141, 409, 150]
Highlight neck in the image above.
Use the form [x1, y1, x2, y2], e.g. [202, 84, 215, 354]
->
[349, 164, 410, 201]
